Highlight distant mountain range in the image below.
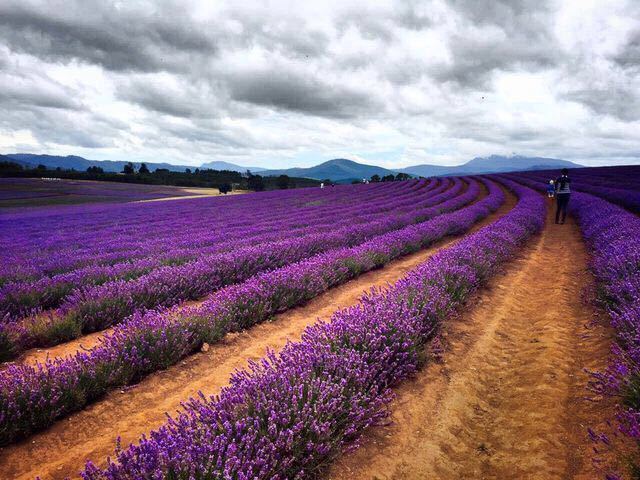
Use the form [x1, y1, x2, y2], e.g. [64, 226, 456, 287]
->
[3, 153, 583, 181]
[397, 155, 581, 177]
[257, 155, 582, 182]
[5, 154, 195, 173]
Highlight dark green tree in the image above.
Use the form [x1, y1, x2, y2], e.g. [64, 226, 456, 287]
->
[247, 173, 265, 191]
[395, 173, 411, 181]
[122, 162, 135, 174]
[276, 174, 290, 189]
[138, 163, 150, 174]
[370, 174, 380, 183]
[381, 174, 395, 182]
[0, 161, 23, 172]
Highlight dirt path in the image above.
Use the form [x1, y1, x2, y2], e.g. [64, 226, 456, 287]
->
[0, 192, 514, 480]
[14, 328, 112, 366]
[329, 201, 615, 480]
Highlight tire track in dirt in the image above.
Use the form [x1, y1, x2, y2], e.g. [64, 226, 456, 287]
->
[0, 189, 514, 480]
[328, 200, 616, 480]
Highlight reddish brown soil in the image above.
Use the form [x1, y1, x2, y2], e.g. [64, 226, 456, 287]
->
[0, 191, 514, 479]
[328, 203, 617, 480]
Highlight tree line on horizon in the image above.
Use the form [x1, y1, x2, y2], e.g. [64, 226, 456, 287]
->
[0, 160, 320, 192]
[1, 160, 417, 193]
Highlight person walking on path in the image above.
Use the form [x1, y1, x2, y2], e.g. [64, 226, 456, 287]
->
[555, 168, 571, 224]
[546, 180, 555, 198]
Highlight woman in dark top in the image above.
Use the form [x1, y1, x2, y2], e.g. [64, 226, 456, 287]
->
[555, 168, 571, 224]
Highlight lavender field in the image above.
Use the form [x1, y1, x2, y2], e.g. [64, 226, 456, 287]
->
[0, 177, 221, 210]
[0, 168, 639, 479]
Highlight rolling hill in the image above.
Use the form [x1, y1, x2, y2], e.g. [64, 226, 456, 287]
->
[260, 159, 399, 182]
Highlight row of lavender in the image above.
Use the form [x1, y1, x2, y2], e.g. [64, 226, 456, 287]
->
[569, 165, 640, 191]
[0, 179, 441, 318]
[518, 165, 640, 214]
[1, 180, 416, 285]
[0, 178, 497, 445]
[571, 193, 640, 476]
[80, 178, 544, 480]
[0, 179, 471, 361]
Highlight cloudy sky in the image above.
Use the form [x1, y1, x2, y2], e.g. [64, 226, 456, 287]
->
[0, 0, 639, 169]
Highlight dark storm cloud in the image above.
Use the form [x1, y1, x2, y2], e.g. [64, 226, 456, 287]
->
[564, 86, 640, 122]
[0, 84, 81, 111]
[0, 1, 218, 73]
[0, 107, 114, 148]
[336, 3, 432, 43]
[435, 32, 561, 88]
[227, 68, 382, 119]
[395, 3, 433, 31]
[0, 47, 83, 111]
[432, 0, 562, 88]
[449, 0, 550, 26]
[613, 29, 640, 69]
[227, 12, 331, 59]
[117, 78, 221, 119]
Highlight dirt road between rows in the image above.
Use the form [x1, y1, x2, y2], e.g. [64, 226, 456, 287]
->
[0, 190, 514, 479]
[329, 202, 616, 480]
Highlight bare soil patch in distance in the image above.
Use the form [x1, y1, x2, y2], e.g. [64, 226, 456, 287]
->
[328, 203, 617, 480]
[0, 189, 514, 480]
